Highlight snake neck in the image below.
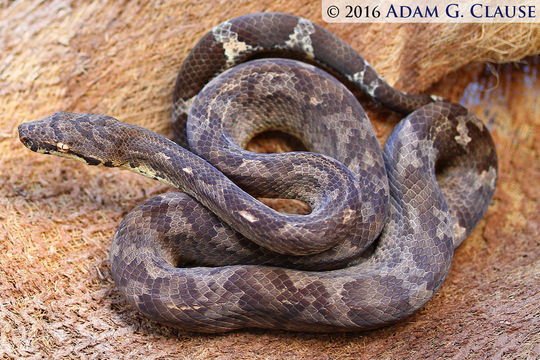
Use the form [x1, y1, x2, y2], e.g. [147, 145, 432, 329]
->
[110, 123, 215, 194]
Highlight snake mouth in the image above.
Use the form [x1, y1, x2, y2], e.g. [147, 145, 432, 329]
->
[19, 135, 31, 147]
[19, 125, 58, 154]
[18, 124, 38, 151]
[19, 122, 80, 158]
[18, 124, 28, 141]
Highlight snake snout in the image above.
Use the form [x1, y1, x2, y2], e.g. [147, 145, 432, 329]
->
[18, 124, 32, 148]
[18, 121, 57, 153]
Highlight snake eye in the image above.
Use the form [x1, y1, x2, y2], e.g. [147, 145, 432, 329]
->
[56, 142, 70, 152]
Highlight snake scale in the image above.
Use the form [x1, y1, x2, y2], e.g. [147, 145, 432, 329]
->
[18, 12, 498, 332]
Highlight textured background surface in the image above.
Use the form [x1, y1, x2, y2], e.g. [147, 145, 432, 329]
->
[1, 1, 539, 358]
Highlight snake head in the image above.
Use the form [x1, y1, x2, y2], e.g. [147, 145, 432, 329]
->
[18, 111, 124, 167]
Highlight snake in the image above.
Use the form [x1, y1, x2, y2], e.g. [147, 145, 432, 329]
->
[18, 12, 498, 332]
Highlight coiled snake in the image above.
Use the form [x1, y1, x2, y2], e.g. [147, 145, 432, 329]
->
[18, 12, 498, 332]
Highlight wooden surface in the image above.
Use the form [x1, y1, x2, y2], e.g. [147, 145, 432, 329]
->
[0, 1, 538, 359]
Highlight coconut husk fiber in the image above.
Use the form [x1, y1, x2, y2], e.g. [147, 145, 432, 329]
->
[1, 1, 539, 358]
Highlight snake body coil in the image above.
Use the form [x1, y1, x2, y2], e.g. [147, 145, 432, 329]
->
[18, 13, 497, 332]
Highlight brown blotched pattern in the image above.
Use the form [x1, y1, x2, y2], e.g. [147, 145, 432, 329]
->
[18, 13, 497, 332]
[172, 12, 437, 147]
